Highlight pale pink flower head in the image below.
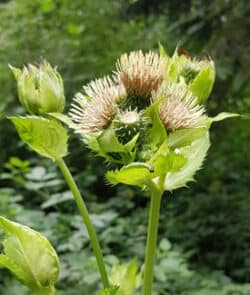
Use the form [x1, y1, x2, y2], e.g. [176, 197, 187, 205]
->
[116, 50, 167, 102]
[69, 76, 126, 133]
[153, 84, 207, 131]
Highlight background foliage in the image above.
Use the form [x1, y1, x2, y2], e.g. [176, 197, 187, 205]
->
[0, 0, 249, 294]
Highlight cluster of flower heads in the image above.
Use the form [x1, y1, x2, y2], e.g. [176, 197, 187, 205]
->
[69, 48, 213, 162]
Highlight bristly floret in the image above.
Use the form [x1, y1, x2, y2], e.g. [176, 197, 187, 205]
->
[83, 76, 126, 103]
[115, 110, 145, 144]
[69, 76, 126, 133]
[115, 50, 167, 109]
[153, 83, 207, 131]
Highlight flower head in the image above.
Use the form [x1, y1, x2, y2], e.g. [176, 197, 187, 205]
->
[69, 76, 126, 133]
[116, 50, 167, 109]
[10, 60, 65, 115]
[154, 84, 207, 131]
[115, 110, 145, 144]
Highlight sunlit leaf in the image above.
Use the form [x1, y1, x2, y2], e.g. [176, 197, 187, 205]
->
[41, 191, 73, 209]
[189, 63, 215, 104]
[96, 124, 139, 164]
[144, 99, 167, 147]
[98, 125, 129, 153]
[109, 259, 141, 295]
[9, 116, 68, 160]
[167, 128, 207, 148]
[209, 112, 239, 123]
[107, 141, 187, 188]
[99, 285, 119, 295]
[164, 132, 210, 191]
[148, 140, 187, 177]
[47, 112, 76, 129]
[106, 163, 153, 187]
[0, 216, 59, 294]
[158, 42, 169, 59]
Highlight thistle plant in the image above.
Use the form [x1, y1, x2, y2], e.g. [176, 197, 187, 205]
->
[4, 61, 110, 294]
[2, 45, 238, 295]
[68, 47, 237, 294]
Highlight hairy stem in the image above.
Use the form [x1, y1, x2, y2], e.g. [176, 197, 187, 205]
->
[142, 181, 163, 295]
[56, 158, 109, 289]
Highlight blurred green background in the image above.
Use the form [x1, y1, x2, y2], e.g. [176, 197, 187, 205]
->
[0, 0, 250, 294]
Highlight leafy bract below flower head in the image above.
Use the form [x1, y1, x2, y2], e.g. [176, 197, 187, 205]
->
[10, 60, 65, 115]
[153, 84, 207, 131]
[166, 46, 215, 104]
[69, 76, 126, 133]
[0, 216, 59, 294]
[116, 50, 168, 109]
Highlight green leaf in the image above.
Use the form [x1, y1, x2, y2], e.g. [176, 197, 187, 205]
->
[159, 239, 171, 252]
[123, 133, 140, 152]
[9, 116, 68, 160]
[148, 140, 186, 177]
[209, 112, 239, 123]
[99, 286, 119, 295]
[144, 99, 167, 147]
[0, 216, 59, 294]
[109, 259, 141, 295]
[106, 142, 187, 188]
[158, 42, 169, 59]
[85, 133, 102, 153]
[189, 63, 215, 104]
[164, 132, 210, 191]
[165, 47, 215, 103]
[41, 191, 73, 209]
[98, 125, 129, 153]
[9, 64, 21, 80]
[47, 112, 76, 128]
[40, 0, 55, 13]
[167, 128, 207, 148]
[157, 152, 187, 175]
[96, 124, 139, 164]
[106, 163, 153, 187]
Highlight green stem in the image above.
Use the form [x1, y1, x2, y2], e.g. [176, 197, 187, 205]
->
[56, 158, 109, 289]
[142, 181, 163, 295]
[36, 288, 54, 295]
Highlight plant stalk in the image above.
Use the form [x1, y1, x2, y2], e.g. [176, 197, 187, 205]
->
[56, 158, 109, 289]
[142, 181, 163, 295]
[36, 286, 55, 295]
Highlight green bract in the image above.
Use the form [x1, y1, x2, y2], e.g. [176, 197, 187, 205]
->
[109, 259, 141, 295]
[10, 60, 65, 115]
[9, 116, 68, 160]
[163, 46, 215, 104]
[85, 124, 139, 165]
[0, 216, 60, 294]
[100, 286, 120, 295]
[164, 131, 210, 190]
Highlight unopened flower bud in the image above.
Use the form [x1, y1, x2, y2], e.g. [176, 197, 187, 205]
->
[168, 47, 215, 104]
[10, 60, 65, 115]
[116, 110, 145, 144]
